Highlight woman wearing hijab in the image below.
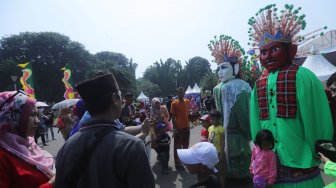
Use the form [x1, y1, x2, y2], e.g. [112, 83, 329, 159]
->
[0, 91, 55, 188]
[150, 98, 170, 129]
[189, 97, 200, 126]
[149, 98, 170, 158]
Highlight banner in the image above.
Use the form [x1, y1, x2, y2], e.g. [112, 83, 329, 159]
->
[17, 63, 35, 98]
[61, 64, 75, 99]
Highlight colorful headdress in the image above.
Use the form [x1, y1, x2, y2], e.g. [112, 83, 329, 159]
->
[208, 35, 245, 64]
[248, 4, 307, 47]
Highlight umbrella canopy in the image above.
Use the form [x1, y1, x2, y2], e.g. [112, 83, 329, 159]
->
[36, 101, 49, 108]
[51, 99, 80, 110]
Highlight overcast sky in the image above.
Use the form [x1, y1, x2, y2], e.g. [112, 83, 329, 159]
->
[1, 0, 335, 78]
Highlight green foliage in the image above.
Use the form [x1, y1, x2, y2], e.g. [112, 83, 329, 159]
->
[181, 57, 211, 87]
[0, 32, 218, 101]
[199, 71, 218, 92]
[142, 56, 213, 97]
[143, 58, 182, 96]
[240, 56, 262, 87]
[136, 78, 161, 98]
[95, 51, 138, 73]
[94, 51, 137, 94]
[0, 59, 21, 91]
[0, 32, 93, 101]
[90, 60, 133, 95]
[0, 32, 136, 102]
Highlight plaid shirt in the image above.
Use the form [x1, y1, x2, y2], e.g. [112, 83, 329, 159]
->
[256, 64, 299, 120]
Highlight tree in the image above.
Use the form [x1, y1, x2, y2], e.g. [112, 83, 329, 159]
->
[95, 51, 137, 94]
[180, 56, 211, 88]
[200, 71, 218, 93]
[136, 78, 161, 98]
[0, 59, 21, 91]
[89, 60, 133, 95]
[0, 32, 92, 102]
[143, 58, 182, 96]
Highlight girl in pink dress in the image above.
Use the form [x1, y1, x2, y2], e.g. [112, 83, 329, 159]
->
[250, 129, 277, 188]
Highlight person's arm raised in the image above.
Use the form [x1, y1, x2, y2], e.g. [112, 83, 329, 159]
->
[124, 118, 152, 140]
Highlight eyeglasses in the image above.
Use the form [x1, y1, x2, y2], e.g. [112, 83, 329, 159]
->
[0, 90, 28, 110]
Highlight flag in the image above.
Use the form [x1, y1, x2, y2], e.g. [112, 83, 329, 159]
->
[61, 64, 75, 99]
[17, 63, 35, 98]
[17, 63, 29, 68]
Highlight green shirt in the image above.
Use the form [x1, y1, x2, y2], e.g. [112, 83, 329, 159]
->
[250, 67, 333, 168]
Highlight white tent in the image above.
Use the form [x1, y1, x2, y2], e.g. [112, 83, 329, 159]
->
[302, 46, 336, 81]
[191, 83, 201, 94]
[321, 45, 336, 54]
[136, 91, 149, 102]
[185, 85, 192, 94]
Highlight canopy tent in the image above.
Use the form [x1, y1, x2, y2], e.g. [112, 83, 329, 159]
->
[321, 45, 336, 54]
[185, 83, 201, 98]
[191, 83, 201, 94]
[302, 46, 336, 81]
[185, 85, 193, 94]
[136, 91, 149, 103]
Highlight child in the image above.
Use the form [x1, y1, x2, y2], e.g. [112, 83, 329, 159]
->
[189, 97, 200, 127]
[208, 110, 225, 188]
[152, 123, 171, 174]
[199, 114, 211, 142]
[250, 129, 277, 188]
[177, 142, 222, 188]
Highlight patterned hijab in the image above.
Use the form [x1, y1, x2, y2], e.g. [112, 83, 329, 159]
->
[0, 91, 54, 178]
[150, 98, 162, 122]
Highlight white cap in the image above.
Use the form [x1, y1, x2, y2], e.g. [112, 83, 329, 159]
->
[177, 142, 219, 170]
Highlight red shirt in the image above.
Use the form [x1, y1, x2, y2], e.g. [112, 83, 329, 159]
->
[201, 127, 209, 142]
[0, 148, 52, 188]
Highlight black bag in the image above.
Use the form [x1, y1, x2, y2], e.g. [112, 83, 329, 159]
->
[315, 140, 336, 162]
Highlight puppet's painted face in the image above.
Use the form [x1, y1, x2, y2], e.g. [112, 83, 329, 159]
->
[259, 41, 290, 71]
[217, 62, 234, 82]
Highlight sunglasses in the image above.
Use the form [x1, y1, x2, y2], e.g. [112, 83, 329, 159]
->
[0, 90, 28, 110]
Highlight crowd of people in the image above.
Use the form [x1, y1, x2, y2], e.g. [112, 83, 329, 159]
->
[2, 4, 336, 188]
[1, 69, 336, 188]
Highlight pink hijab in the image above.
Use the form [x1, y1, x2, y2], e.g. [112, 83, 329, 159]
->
[0, 91, 54, 178]
[190, 98, 199, 113]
